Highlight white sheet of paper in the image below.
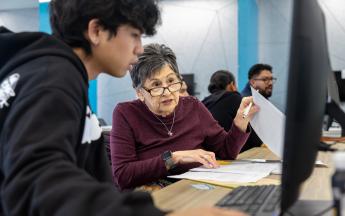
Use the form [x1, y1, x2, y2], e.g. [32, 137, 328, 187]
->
[250, 86, 285, 158]
[271, 160, 328, 175]
[169, 171, 269, 183]
[190, 162, 279, 175]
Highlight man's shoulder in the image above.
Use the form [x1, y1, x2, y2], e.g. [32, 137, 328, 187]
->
[21, 56, 86, 91]
[240, 83, 252, 97]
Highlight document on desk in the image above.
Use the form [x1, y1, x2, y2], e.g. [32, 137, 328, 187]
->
[190, 162, 279, 175]
[168, 170, 269, 183]
[169, 162, 280, 183]
[250, 86, 285, 158]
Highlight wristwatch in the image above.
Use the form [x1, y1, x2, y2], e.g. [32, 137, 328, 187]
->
[161, 150, 176, 170]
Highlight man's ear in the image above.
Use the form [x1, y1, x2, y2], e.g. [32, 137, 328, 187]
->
[249, 79, 256, 87]
[85, 19, 102, 46]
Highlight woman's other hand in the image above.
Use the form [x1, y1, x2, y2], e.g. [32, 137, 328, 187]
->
[233, 96, 259, 132]
[172, 149, 219, 168]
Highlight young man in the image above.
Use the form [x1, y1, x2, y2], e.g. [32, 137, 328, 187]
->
[0, 0, 245, 215]
[241, 63, 276, 99]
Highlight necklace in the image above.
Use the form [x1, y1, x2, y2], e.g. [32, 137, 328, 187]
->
[153, 110, 176, 136]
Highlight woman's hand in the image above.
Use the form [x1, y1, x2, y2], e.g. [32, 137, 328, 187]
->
[172, 149, 219, 168]
[233, 96, 259, 132]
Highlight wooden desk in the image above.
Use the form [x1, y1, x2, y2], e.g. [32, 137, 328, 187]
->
[152, 146, 341, 211]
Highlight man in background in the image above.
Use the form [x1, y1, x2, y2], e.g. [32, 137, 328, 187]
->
[241, 63, 276, 99]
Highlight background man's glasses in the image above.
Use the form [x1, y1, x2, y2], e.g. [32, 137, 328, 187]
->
[144, 82, 182, 97]
[253, 77, 277, 84]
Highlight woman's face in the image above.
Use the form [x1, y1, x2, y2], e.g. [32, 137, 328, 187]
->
[139, 64, 181, 117]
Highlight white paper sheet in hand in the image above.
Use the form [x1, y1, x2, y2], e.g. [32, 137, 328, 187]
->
[250, 86, 285, 158]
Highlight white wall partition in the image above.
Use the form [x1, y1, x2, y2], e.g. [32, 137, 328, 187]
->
[0, 8, 38, 32]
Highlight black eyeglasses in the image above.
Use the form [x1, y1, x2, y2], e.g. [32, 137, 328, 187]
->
[253, 77, 277, 84]
[143, 82, 183, 97]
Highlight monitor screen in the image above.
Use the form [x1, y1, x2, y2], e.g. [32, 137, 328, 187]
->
[281, 0, 331, 213]
[181, 73, 195, 96]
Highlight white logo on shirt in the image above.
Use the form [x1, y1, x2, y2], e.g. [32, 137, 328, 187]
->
[81, 106, 102, 144]
[0, 73, 20, 109]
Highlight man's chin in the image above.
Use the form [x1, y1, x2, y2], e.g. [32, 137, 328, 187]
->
[109, 69, 127, 78]
[264, 91, 272, 98]
[259, 90, 272, 98]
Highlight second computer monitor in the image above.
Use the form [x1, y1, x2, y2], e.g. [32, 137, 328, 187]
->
[281, 0, 331, 213]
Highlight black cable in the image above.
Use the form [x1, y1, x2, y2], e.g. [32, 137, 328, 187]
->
[312, 204, 334, 216]
[318, 142, 337, 152]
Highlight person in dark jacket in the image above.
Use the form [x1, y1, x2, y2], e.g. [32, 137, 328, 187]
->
[0, 0, 247, 216]
[202, 70, 262, 152]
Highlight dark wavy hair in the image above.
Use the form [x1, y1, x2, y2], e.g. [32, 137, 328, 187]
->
[208, 70, 236, 94]
[49, 0, 161, 55]
[248, 63, 272, 79]
[130, 43, 180, 88]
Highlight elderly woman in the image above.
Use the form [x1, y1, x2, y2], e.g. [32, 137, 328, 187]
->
[110, 43, 258, 190]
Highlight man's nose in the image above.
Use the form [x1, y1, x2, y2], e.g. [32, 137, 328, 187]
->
[135, 40, 144, 55]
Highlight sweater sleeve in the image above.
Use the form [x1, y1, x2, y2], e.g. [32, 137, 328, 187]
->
[198, 100, 250, 159]
[110, 105, 169, 190]
[1, 88, 164, 216]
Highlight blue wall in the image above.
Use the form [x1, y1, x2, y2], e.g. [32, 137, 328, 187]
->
[39, 1, 98, 113]
[238, 0, 258, 91]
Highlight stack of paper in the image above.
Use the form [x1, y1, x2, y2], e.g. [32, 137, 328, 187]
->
[169, 162, 280, 183]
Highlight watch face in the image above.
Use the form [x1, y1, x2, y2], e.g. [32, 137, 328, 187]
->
[162, 151, 172, 160]
[162, 151, 175, 170]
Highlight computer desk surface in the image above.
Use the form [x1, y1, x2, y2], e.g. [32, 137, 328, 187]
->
[152, 145, 344, 212]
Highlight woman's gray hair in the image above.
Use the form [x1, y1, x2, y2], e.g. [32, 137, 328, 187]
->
[130, 43, 180, 88]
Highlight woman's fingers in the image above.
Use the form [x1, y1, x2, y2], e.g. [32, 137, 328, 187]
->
[195, 151, 218, 168]
[240, 96, 253, 109]
[174, 150, 219, 168]
[202, 153, 219, 168]
[195, 155, 213, 168]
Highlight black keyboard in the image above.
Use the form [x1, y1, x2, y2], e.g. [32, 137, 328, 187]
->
[216, 185, 281, 216]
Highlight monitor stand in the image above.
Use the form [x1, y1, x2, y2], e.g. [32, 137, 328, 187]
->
[287, 200, 333, 216]
[325, 100, 345, 136]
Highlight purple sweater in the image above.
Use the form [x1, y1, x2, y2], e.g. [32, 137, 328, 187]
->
[110, 96, 250, 190]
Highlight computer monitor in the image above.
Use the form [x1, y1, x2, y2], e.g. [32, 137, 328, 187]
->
[324, 71, 345, 136]
[281, 0, 331, 214]
[180, 73, 195, 96]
